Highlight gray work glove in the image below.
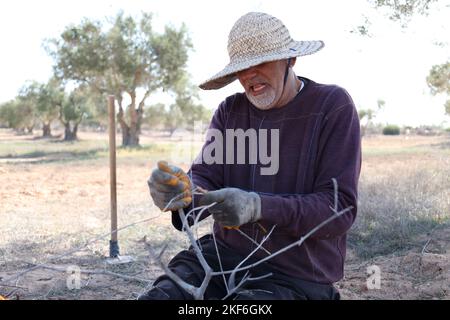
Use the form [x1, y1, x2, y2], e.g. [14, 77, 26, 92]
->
[199, 188, 261, 227]
[148, 161, 192, 211]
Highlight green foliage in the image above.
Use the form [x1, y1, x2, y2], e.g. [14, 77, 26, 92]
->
[377, 99, 385, 109]
[2, 81, 43, 133]
[172, 75, 212, 128]
[59, 85, 91, 140]
[0, 100, 21, 128]
[36, 78, 64, 124]
[382, 124, 400, 135]
[354, 0, 438, 36]
[427, 62, 450, 95]
[372, 0, 437, 21]
[143, 103, 166, 129]
[427, 62, 450, 116]
[61, 91, 88, 123]
[358, 108, 375, 121]
[144, 100, 212, 134]
[81, 90, 109, 129]
[46, 11, 193, 146]
[358, 100, 385, 137]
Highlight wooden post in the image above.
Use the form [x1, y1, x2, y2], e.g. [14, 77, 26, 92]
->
[108, 95, 119, 257]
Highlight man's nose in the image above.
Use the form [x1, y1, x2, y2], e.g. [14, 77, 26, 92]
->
[237, 67, 257, 82]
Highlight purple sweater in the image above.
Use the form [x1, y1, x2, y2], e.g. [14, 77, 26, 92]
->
[172, 77, 361, 284]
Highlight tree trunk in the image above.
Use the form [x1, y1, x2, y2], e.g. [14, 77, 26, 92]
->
[360, 125, 366, 138]
[73, 123, 78, 138]
[42, 123, 52, 137]
[64, 122, 78, 141]
[117, 93, 141, 147]
[120, 124, 140, 146]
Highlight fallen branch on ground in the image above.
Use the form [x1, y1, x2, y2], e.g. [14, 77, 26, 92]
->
[36, 264, 152, 283]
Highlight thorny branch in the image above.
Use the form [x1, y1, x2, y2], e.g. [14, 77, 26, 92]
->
[146, 178, 354, 300]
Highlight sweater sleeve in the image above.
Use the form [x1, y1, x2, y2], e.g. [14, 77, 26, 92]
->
[171, 100, 228, 230]
[259, 93, 361, 239]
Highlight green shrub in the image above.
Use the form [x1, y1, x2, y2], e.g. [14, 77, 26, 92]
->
[382, 125, 400, 135]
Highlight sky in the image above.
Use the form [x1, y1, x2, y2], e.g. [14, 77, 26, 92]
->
[0, 0, 449, 126]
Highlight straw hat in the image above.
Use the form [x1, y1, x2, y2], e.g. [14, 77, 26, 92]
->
[199, 12, 324, 90]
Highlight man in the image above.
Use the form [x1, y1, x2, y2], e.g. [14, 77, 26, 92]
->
[140, 12, 361, 300]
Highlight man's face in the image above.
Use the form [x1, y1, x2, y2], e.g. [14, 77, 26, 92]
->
[237, 59, 288, 110]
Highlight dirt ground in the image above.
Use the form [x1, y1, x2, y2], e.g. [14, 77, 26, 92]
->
[336, 228, 449, 299]
[0, 130, 449, 300]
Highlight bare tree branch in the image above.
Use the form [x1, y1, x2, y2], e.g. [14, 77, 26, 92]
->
[178, 208, 213, 300]
[227, 225, 277, 291]
[143, 178, 353, 300]
[212, 179, 353, 277]
[145, 242, 199, 296]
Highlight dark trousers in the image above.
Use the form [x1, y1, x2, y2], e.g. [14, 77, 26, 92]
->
[139, 235, 340, 300]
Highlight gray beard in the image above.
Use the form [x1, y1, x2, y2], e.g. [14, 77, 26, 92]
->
[246, 89, 276, 110]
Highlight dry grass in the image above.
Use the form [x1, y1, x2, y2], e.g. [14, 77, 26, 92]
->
[350, 142, 450, 258]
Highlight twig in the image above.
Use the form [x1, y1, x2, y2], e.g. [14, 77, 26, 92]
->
[227, 225, 276, 291]
[41, 281, 57, 300]
[333, 178, 339, 212]
[421, 238, 432, 254]
[178, 208, 212, 299]
[145, 243, 199, 296]
[421, 224, 440, 255]
[0, 283, 27, 289]
[212, 178, 353, 276]
[235, 228, 271, 255]
[35, 264, 152, 283]
[5, 288, 24, 299]
[193, 202, 216, 226]
[144, 177, 353, 300]
[222, 272, 273, 300]
[232, 288, 274, 300]
[216, 206, 352, 277]
[212, 222, 229, 293]
[144, 208, 215, 300]
[163, 186, 201, 212]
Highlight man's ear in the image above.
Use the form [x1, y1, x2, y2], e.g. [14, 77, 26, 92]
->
[290, 57, 297, 67]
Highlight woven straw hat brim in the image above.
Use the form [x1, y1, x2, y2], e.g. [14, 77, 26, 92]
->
[199, 40, 324, 90]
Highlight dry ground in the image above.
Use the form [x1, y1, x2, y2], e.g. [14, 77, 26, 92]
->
[0, 129, 449, 300]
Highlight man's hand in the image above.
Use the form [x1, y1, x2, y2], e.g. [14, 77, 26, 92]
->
[199, 188, 261, 227]
[148, 161, 192, 211]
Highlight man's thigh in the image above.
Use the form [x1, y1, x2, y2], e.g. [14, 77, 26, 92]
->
[138, 247, 227, 300]
[234, 277, 340, 300]
[233, 280, 307, 300]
